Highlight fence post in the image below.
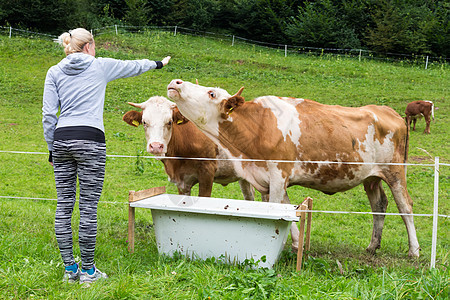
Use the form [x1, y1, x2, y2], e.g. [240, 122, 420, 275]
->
[285, 45, 287, 57]
[430, 157, 440, 269]
[359, 49, 362, 62]
[9, 26, 12, 38]
[232, 35, 235, 46]
[174, 26, 177, 36]
[115, 25, 118, 35]
[425, 56, 429, 70]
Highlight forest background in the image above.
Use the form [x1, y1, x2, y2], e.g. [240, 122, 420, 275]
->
[1, 0, 449, 58]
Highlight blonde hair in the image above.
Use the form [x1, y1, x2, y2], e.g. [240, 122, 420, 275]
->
[57, 28, 94, 55]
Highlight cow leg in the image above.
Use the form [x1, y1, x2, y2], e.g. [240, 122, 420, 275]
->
[197, 163, 216, 197]
[177, 186, 191, 196]
[267, 162, 288, 204]
[384, 173, 420, 257]
[281, 190, 300, 251]
[424, 115, 431, 134]
[412, 118, 417, 131]
[363, 178, 388, 254]
[261, 193, 269, 202]
[238, 179, 255, 201]
[290, 221, 300, 252]
[266, 166, 299, 251]
[197, 178, 213, 197]
[289, 192, 300, 251]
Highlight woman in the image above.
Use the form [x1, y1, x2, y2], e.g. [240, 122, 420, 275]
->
[42, 28, 170, 285]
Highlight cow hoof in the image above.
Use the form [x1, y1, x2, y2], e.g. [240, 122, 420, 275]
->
[291, 244, 299, 253]
[365, 246, 378, 255]
[408, 247, 420, 258]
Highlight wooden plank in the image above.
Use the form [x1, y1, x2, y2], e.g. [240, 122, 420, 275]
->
[128, 186, 166, 253]
[128, 188, 136, 253]
[296, 203, 307, 272]
[129, 186, 166, 203]
[128, 205, 135, 253]
[304, 197, 313, 260]
[296, 197, 310, 217]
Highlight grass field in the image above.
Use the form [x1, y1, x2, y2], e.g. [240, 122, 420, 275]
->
[0, 31, 448, 299]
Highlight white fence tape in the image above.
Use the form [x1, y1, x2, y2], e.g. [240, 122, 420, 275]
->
[1, 150, 447, 167]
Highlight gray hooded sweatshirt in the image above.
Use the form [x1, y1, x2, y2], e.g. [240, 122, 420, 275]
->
[43, 52, 162, 151]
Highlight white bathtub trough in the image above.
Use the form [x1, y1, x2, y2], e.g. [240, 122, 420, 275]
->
[130, 193, 299, 268]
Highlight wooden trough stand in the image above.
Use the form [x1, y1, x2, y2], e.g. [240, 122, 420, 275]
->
[128, 186, 313, 271]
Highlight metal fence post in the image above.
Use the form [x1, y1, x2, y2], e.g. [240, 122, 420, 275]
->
[359, 49, 362, 62]
[174, 26, 177, 36]
[430, 156, 439, 269]
[9, 26, 12, 38]
[232, 35, 235, 46]
[285, 45, 287, 57]
[115, 25, 118, 35]
[425, 56, 429, 70]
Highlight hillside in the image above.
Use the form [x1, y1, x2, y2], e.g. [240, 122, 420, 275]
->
[0, 32, 448, 299]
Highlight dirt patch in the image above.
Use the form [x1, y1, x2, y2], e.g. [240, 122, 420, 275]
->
[100, 42, 114, 51]
[98, 41, 123, 52]
[232, 59, 289, 70]
[409, 156, 433, 163]
[308, 248, 425, 270]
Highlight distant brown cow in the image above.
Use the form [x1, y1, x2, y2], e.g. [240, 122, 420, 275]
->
[405, 100, 434, 134]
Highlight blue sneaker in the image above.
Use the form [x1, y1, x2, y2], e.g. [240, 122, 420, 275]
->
[80, 266, 108, 286]
[62, 264, 80, 283]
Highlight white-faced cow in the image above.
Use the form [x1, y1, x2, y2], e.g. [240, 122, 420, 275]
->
[167, 80, 420, 257]
[405, 100, 434, 134]
[122, 96, 255, 200]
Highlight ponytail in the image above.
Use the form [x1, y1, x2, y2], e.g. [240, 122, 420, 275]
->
[57, 28, 94, 55]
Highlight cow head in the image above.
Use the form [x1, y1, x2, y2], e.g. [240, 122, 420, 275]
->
[167, 79, 244, 137]
[122, 96, 188, 156]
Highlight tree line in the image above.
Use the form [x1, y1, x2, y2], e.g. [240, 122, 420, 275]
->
[1, 0, 448, 57]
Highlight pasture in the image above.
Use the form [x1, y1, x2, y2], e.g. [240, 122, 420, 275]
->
[0, 31, 448, 299]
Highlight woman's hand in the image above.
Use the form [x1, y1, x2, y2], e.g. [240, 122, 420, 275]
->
[162, 56, 171, 66]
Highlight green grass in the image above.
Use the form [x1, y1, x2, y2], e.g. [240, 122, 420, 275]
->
[0, 31, 448, 299]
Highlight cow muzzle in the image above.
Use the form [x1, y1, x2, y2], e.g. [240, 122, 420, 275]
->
[167, 79, 184, 100]
[148, 142, 165, 155]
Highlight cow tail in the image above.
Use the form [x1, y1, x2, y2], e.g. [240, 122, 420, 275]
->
[431, 101, 435, 121]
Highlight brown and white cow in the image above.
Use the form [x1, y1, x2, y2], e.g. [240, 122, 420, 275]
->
[167, 80, 420, 257]
[405, 100, 434, 134]
[122, 96, 255, 200]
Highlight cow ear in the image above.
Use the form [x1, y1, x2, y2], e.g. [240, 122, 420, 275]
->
[221, 95, 245, 116]
[173, 107, 189, 125]
[123, 111, 142, 127]
[128, 102, 144, 109]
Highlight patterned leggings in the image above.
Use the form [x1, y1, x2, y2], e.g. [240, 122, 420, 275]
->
[52, 140, 106, 270]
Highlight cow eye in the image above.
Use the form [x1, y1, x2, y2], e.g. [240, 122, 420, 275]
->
[208, 91, 216, 99]
[167, 120, 173, 126]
